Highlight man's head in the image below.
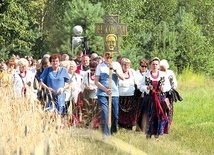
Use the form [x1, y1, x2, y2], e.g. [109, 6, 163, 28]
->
[61, 54, 69, 61]
[90, 53, 98, 61]
[76, 50, 83, 61]
[116, 55, 124, 64]
[102, 52, 112, 64]
[105, 34, 117, 51]
[81, 55, 90, 67]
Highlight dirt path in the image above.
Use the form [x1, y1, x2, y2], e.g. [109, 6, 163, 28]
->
[87, 130, 147, 155]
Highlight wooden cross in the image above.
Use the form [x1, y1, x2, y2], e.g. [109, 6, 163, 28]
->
[95, 15, 127, 133]
[95, 15, 128, 53]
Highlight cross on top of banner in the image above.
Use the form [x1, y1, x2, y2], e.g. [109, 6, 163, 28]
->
[95, 15, 128, 53]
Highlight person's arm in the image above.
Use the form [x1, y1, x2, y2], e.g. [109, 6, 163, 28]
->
[110, 62, 124, 80]
[94, 76, 107, 92]
[38, 67, 55, 93]
[39, 81, 55, 93]
[139, 74, 150, 94]
[162, 73, 171, 92]
[170, 70, 178, 88]
[110, 68, 124, 80]
[94, 76, 112, 95]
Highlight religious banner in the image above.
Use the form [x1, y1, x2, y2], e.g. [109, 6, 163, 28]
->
[95, 15, 128, 133]
[95, 15, 127, 53]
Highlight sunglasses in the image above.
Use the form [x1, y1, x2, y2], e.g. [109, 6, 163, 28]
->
[140, 65, 147, 68]
[90, 69, 95, 72]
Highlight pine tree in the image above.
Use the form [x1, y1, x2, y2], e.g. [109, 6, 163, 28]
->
[59, 0, 104, 57]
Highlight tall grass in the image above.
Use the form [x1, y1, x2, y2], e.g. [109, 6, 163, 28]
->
[170, 69, 214, 155]
[0, 68, 213, 155]
[177, 67, 207, 87]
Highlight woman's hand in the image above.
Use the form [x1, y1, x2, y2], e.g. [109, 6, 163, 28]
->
[85, 86, 94, 90]
[47, 87, 55, 93]
[27, 81, 31, 86]
[57, 88, 64, 94]
[147, 85, 153, 90]
[159, 86, 164, 91]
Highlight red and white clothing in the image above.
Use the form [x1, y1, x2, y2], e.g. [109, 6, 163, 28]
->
[81, 70, 97, 99]
[64, 73, 82, 102]
[164, 70, 178, 89]
[139, 70, 171, 94]
[118, 68, 138, 96]
[76, 65, 89, 78]
[12, 69, 35, 98]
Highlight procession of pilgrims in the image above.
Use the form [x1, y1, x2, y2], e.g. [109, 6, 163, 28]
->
[0, 51, 182, 140]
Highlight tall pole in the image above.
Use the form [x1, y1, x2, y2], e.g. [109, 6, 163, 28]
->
[95, 15, 127, 135]
[108, 53, 113, 132]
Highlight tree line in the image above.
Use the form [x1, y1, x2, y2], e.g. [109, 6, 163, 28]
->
[0, 0, 213, 76]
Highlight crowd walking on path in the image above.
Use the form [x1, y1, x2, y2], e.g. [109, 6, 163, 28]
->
[0, 51, 182, 140]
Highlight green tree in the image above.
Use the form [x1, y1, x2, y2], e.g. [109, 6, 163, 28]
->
[97, 0, 214, 75]
[174, 7, 212, 75]
[93, 0, 148, 67]
[0, 0, 42, 59]
[40, 0, 71, 56]
[173, 0, 214, 75]
[54, 0, 105, 57]
[0, 0, 213, 76]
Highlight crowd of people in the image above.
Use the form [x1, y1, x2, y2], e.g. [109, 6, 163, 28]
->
[0, 51, 182, 140]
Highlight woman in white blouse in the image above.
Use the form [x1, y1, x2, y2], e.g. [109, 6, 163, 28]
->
[139, 57, 171, 140]
[159, 59, 178, 131]
[81, 61, 99, 127]
[64, 60, 82, 123]
[12, 58, 35, 99]
[118, 58, 140, 130]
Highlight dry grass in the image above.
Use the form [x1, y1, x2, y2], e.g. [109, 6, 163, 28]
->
[1, 73, 214, 155]
[0, 87, 104, 155]
[0, 87, 77, 155]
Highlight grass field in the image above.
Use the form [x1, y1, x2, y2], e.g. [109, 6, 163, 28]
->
[0, 72, 213, 155]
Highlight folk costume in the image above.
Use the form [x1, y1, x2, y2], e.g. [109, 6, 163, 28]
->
[164, 69, 182, 130]
[118, 68, 140, 130]
[64, 72, 82, 125]
[82, 69, 100, 127]
[13, 69, 35, 98]
[0, 59, 16, 88]
[139, 70, 171, 138]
